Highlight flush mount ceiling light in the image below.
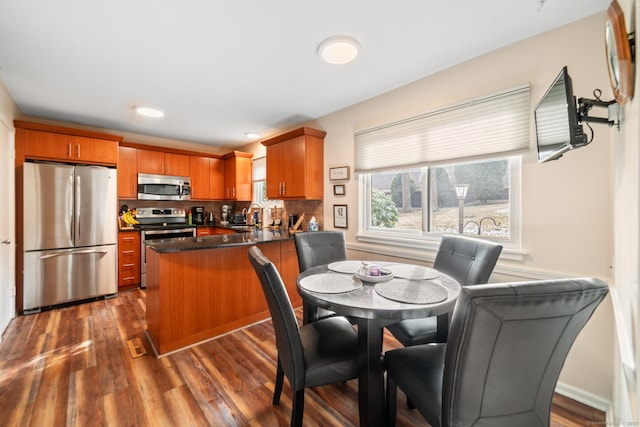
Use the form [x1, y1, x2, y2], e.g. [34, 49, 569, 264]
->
[134, 106, 164, 118]
[245, 132, 260, 140]
[318, 36, 360, 64]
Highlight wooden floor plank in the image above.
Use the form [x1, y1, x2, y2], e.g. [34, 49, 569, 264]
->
[0, 288, 607, 426]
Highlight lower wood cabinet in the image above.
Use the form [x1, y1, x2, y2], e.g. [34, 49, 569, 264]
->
[145, 240, 300, 355]
[196, 227, 237, 236]
[118, 231, 140, 288]
[196, 227, 213, 236]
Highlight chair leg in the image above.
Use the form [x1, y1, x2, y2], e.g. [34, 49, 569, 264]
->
[302, 301, 318, 324]
[291, 389, 304, 427]
[273, 358, 284, 405]
[386, 375, 398, 427]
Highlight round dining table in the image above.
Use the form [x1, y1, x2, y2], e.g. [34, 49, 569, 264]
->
[296, 261, 461, 427]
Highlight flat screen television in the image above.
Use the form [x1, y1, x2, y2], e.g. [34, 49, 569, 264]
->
[534, 66, 588, 163]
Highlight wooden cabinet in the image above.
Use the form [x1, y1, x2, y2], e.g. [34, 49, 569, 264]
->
[280, 239, 302, 307]
[196, 227, 213, 236]
[117, 146, 138, 199]
[213, 227, 236, 235]
[16, 122, 119, 166]
[189, 156, 211, 200]
[223, 151, 253, 201]
[209, 158, 225, 200]
[146, 241, 290, 354]
[137, 149, 189, 176]
[262, 127, 325, 200]
[118, 231, 141, 289]
[189, 155, 225, 200]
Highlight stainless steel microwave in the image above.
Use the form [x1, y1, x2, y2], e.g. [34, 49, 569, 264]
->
[137, 173, 191, 201]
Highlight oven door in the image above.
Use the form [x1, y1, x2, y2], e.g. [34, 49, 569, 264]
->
[140, 227, 196, 288]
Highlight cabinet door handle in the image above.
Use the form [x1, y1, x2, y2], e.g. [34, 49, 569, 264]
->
[122, 237, 134, 241]
[122, 250, 135, 254]
[76, 143, 80, 158]
[123, 263, 135, 268]
[67, 143, 72, 158]
[282, 182, 286, 195]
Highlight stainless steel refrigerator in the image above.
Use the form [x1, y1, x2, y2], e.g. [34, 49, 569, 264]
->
[23, 162, 117, 312]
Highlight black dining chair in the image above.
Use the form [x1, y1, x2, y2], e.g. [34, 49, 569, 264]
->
[293, 231, 348, 324]
[386, 235, 503, 346]
[247, 246, 359, 427]
[385, 277, 609, 427]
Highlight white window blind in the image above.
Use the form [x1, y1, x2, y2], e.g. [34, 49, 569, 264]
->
[253, 156, 266, 181]
[354, 85, 530, 173]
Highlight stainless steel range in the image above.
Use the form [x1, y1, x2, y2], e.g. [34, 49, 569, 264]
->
[135, 207, 196, 288]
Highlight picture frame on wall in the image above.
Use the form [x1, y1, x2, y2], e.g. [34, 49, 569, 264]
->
[333, 184, 346, 195]
[333, 204, 348, 228]
[329, 166, 350, 180]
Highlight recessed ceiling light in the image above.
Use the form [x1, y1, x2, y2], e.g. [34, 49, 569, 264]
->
[318, 36, 360, 64]
[134, 106, 164, 118]
[245, 132, 260, 140]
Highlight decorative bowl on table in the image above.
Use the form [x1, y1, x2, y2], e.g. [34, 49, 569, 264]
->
[354, 267, 394, 284]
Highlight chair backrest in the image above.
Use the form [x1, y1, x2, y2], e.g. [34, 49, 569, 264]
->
[247, 246, 306, 390]
[433, 235, 503, 286]
[293, 231, 347, 272]
[442, 277, 608, 427]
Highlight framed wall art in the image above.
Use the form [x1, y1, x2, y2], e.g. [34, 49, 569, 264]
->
[333, 204, 348, 228]
[333, 184, 346, 195]
[329, 166, 350, 180]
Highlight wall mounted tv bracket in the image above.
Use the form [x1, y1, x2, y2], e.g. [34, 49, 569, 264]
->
[578, 89, 620, 131]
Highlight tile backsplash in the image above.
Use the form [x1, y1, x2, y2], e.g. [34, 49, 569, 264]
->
[121, 199, 324, 230]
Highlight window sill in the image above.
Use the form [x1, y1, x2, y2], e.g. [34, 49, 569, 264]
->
[354, 231, 526, 262]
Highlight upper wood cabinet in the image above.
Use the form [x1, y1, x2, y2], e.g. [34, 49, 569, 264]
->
[137, 149, 189, 176]
[223, 151, 252, 201]
[209, 157, 225, 200]
[261, 127, 325, 200]
[15, 121, 120, 166]
[117, 146, 138, 199]
[190, 155, 225, 200]
[189, 156, 210, 200]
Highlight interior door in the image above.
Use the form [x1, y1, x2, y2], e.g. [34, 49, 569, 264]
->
[0, 118, 15, 338]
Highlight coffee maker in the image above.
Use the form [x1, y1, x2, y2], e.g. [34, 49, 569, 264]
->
[192, 206, 205, 225]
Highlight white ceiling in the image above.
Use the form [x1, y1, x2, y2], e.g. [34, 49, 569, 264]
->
[0, 0, 609, 149]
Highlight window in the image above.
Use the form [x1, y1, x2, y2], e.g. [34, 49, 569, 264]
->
[361, 157, 520, 241]
[252, 157, 282, 206]
[356, 85, 528, 251]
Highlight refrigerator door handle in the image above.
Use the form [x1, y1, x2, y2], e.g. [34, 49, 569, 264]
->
[39, 249, 109, 260]
[69, 173, 75, 243]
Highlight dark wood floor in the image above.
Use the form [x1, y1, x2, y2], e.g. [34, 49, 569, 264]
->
[0, 289, 606, 426]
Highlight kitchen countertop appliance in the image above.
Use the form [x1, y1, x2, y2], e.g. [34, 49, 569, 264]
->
[221, 205, 232, 226]
[192, 206, 205, 225]
[135, 207, 196, 288]
[23, 162, 118, 313]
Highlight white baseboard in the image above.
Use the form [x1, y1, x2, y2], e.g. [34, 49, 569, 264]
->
[556, 381, 610, 413]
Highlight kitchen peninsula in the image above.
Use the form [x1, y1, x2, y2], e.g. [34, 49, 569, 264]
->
[144, 228, 300, 356]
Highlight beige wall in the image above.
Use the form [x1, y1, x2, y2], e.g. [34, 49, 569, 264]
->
[294, 13, 615, 408]
[0, 80, 18, 127]
[611, 0, 640, 422]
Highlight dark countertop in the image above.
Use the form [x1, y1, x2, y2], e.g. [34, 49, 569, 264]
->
[145, 227, 293, 253]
